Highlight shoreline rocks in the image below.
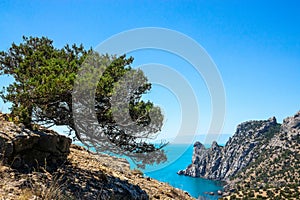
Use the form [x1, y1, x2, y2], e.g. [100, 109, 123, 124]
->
[178, 116, 280, 181]
[179, 111, 300, 198]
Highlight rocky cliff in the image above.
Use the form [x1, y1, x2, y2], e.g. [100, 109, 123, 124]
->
[0, 113, 194, 200]
[178, 116, 279, 180]
[179, 111, 300, 199]
[224, 111, 300, 198]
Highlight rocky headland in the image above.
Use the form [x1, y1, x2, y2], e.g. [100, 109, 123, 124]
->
[178, 111, 300, 199]
[0, 113, 194, 200]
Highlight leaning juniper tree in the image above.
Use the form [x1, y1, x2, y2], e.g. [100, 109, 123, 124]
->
[0, 36, 167, 167]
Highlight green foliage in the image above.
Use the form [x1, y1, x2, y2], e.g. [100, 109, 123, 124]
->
[248, 191, 255, 197]
[0, 36, 166, 167]
[0, 36, 85, 128]
[262, 123, 281, 143]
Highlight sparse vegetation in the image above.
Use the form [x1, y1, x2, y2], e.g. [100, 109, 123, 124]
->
[0, 113, 194, 199]
[0, 154, 71, 200]
[221, 112, 300, 200]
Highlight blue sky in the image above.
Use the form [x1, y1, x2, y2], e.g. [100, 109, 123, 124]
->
[0, 1, 299, 144]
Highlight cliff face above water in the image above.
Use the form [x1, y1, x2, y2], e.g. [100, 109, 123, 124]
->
[178, 116, 279, 180]
[179, 111, 300, 198]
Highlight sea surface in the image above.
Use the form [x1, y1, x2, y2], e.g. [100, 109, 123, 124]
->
[55, 127, 229, 199]
[129, 144, 223, 199]
[78, 141, 224, 199]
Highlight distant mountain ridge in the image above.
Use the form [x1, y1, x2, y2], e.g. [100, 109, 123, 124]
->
[178, 111, 300, 198]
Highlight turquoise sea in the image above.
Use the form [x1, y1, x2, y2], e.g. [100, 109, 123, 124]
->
[130, 144, 223, 199]
[79, 141, 224, 199]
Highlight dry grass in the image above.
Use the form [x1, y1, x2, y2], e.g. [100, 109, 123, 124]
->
[18, 189, 34, 200]
[39, 175, 69, 200]
[131, 168, 144, 176]
[0, 156, 71, 200]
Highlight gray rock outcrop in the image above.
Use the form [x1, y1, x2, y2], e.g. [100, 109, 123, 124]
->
[0, 114, 72, 170]
[178, 116, 280, 180]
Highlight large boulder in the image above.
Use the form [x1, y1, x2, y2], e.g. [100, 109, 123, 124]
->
[0, 113, 71, 170]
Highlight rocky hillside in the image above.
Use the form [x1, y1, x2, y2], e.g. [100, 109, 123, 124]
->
[178, 116, 279, 180]
[224, 111, 300, 199]
[0, 113, 194, 200]
[179, 111, 300, 199]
